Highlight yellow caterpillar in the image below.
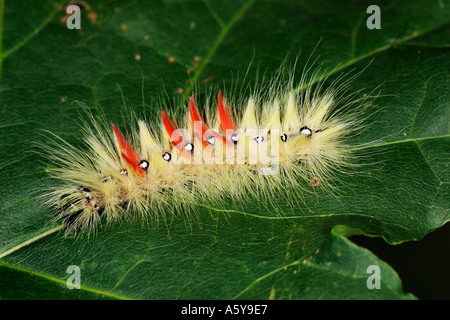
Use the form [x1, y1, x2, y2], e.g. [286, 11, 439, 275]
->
[40, 68, 369, 232]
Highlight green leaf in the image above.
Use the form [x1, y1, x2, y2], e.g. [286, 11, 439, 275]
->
[0, 0, 448, 299]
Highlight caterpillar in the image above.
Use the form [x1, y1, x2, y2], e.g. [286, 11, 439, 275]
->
[40, 65, 371, 232]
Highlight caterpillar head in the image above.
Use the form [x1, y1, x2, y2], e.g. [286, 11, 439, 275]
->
[58, 186, 104, 231]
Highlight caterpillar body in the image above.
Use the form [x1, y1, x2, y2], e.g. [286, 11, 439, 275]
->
[41, 70, 369, 232]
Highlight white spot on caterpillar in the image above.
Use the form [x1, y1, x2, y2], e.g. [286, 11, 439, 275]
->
[139, 160, 149, 170]
[300, 127, 312, 135]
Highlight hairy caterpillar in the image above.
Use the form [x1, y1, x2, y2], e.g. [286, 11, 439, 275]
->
[40, 64, 371, 232]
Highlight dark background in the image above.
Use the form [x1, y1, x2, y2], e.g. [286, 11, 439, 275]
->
[352, 221, 450, 299]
